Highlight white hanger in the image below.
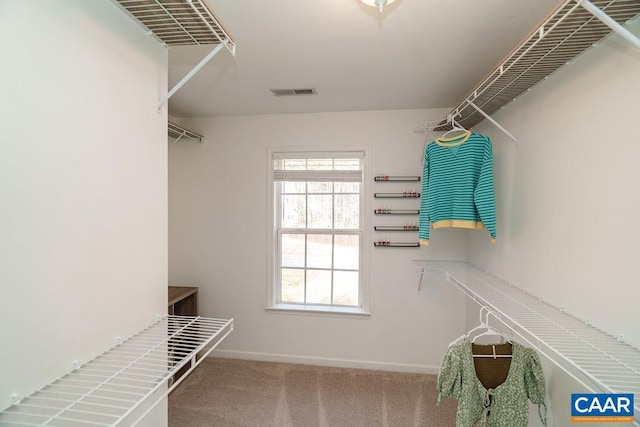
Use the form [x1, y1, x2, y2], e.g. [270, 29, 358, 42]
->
[470, 311, 511, 343]
[448, 307, 490, 348]
[437, 115, 469, 141]
[471, 311, 513, 359]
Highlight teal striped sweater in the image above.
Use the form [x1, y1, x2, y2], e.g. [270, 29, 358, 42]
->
[419, 132, 496, 245]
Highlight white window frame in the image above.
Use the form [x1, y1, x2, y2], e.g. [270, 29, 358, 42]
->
[266, 148, 370, 317]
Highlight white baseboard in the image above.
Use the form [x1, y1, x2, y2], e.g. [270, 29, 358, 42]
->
[210, 349, 441, 375]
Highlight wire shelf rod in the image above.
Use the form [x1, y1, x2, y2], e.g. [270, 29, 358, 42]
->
[85, 359, 163, 368]
[62, 372, 160, 385]
[95, 353, 178, 363]
[12, 404, 126, 415]
[52, 380, 150, 393]
[94, 351, 173, 362]
[81, 365, 167, 377]
[67, 368, 166, 379]
[578, 369, 640, 379]
[4, 407, 122, 421]
[33, 389, 137, 403]
[21, 397, 130, 412]
[33, 394, 136, 408]
[5, 406, 121, 423]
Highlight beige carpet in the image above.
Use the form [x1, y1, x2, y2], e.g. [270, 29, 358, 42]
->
[168, 358, 457, 427]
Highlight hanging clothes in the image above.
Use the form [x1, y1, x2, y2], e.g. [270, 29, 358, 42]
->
[437, 341, 547, 427]
[419, 132, 496, 246]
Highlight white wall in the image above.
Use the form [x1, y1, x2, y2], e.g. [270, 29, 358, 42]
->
[468, 18, 640, 427]
[0, 1, 168, 422]
[169, 109, 469, 372]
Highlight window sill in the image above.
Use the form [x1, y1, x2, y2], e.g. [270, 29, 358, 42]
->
[265, 303, 370, 318]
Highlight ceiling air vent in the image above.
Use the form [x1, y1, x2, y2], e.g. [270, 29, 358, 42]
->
[271, 88, 317, 97]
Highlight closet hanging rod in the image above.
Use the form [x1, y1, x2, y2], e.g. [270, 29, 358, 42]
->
[168, 122, 204, 143]
[418, 0, 640, 135]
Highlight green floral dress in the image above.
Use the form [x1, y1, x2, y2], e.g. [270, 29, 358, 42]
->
[437, 341, 547, 426]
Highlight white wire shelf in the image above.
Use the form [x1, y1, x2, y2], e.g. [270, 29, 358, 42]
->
[0, 315, 233, 426]
[415, 260, 640, 425]
[168, 122, 203, 143]
[111, 0, 236, 51]
[424, 0, 640, 133]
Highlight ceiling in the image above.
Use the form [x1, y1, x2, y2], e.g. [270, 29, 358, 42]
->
[167, 0, 562, 118]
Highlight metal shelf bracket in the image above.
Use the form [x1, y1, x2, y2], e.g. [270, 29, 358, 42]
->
[466, 100, 519, 144]
[577, 0, 640, 49]
[159, 39, 231, 110]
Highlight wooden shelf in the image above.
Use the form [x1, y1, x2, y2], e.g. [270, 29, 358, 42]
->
[169, 286, 198, 316]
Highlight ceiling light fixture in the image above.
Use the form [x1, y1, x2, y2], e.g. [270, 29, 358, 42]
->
[360, 0, 397, 12]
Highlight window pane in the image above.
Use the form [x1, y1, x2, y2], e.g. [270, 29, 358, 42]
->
[308, 182, 332, 193]
[284, 182, 305, 193]
[307, 234, 332, 269]
[281, 234, 305, 268]
[334, 159, 360, 170]
[306, 270, 331, 304]
[333, 271, 359, 306]
[307, 159, 332, 170]
[282, 195, 306, 228]
[281, 269, 304, 303]
[335, 182, 359, 193]
[307, 195, 332, 228]
[334, 194, 359, 229]
[282, 159, 305, 170]
[334, 235, 359, 270]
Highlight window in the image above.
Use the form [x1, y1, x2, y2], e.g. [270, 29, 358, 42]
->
[269, 151, 366, 313]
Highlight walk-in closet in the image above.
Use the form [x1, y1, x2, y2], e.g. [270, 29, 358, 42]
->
[1, 0, 639, 426]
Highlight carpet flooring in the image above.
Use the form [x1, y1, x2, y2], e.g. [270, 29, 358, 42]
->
[168, 358, 458, 426]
